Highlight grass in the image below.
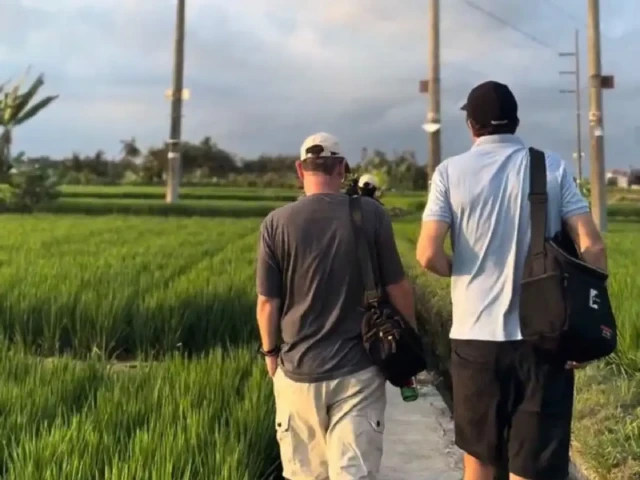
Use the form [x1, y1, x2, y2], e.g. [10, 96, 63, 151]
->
[0, 213, 278, 478]
[34, 197, 285, 217]
[391, 216, 640, 479]
[0, 190, 425, 479]
[25, 186, 426, 217]
[0, 186, 637, 478]
[35, 185, 639, 221]
[59, 185, 301, 202]
[0, 346, 277, 479]
[0, 215, 263, 357]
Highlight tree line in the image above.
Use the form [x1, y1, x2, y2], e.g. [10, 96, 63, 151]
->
[15, 137, 429, 190]
[0, 69, 427, 214]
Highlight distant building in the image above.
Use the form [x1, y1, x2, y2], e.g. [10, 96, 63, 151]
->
[606, 169, 630, 188]
[629, 169, 640, 186]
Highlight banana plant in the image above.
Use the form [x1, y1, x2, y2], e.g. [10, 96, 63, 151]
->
[0, 69, 58, 180]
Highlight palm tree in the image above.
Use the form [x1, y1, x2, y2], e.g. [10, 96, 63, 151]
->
[0, 69, 58, 177]
[120, 137, 141, 161]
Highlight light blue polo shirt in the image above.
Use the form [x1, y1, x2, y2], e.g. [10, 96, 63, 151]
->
[422, 134, 590, 341]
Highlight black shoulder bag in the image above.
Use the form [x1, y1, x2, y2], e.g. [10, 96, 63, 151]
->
[520, 147, 617, 363]
[348, 196, 427, 386]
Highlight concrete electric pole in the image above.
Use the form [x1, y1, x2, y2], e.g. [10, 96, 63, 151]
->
[586, 0, 614, 232]
[419, 0, 441, 188]
[559, 29, 584, 182]
[165, 0, 186, 204]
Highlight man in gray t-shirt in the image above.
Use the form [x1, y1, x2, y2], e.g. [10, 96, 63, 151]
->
[256, 132, 415, 480]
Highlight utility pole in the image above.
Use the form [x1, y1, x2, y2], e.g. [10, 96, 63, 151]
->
[586, 0, 615, 232]
[165, 0, 186, 204]
[419, 0, 441, 188]
[559, 29, 583, 182]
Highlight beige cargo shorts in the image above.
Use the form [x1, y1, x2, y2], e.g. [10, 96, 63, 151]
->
[273, 366, 387, 480]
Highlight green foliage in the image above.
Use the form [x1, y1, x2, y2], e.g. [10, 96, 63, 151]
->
[3, 167, 61, 212]
[0, 69, 58, 176]
[0, 69, 59, 215]
[20, 138, 429, 191]
[0, 214, 280, 478]
[0, 191, 637, 477]
[577, 177, 591, 202]
[0, 216, 262, 356]
[0, 347, 278, 479]
[0, 70, 58, 128]
[354, 149, 426, 191]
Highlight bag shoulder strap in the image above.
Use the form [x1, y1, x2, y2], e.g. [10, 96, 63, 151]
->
[528, 147, 548, 276]
[348, 196, 380, 306]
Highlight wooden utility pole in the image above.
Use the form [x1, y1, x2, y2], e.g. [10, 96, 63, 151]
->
[559, 29, 584, 182]
[165, 0, 186, 204]
[586, 0, 614, 232]
[419, 0, 441, 188]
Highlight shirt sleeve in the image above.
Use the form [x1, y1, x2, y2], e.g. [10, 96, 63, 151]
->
[256, 217, 282, 298]
[375, 206, 405, 287]
[422, 164, 452, 223]
[560, 162, 590, 220]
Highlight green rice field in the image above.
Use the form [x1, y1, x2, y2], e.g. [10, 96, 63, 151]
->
[0, 185, 637, 479]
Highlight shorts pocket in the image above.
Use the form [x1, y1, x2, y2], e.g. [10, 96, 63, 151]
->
[367, 410, 385, 434]
[451, 341, 496, 368]
[275, 408, 291, 447]
[275, 409, 297, 477]
[358, 410, 385, 473]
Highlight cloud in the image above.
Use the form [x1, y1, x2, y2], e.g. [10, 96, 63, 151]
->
[2, 0, 639, 170]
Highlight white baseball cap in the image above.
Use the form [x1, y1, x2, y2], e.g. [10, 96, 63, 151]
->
[300, 132, 343, 160]
[300, 132, 350, 173]
[358, 173, 379, 188]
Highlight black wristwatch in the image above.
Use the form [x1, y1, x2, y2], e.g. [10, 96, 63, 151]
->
[257, 345, 281, 357]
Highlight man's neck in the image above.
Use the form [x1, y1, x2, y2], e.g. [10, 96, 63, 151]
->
[303, 180, 342, 196]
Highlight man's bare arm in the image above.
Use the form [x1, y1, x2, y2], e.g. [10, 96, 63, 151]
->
[416, 220, 452, 277]
[256, 295, 281, 351]
[565, 212, 607, 272]
[385, 278, 417, 329]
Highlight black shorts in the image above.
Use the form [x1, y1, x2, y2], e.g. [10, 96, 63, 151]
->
[450, 339, 574, 480]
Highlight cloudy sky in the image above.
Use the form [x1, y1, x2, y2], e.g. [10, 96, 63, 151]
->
[2, 0, 640, 171]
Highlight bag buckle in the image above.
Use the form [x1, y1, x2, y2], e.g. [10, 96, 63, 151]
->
[364, 290, 378, 306]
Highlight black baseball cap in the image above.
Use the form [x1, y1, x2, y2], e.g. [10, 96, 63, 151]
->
[460, 81, 518, 128]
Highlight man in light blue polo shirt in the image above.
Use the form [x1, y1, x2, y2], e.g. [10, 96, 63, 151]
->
[416, 81, 607, 480]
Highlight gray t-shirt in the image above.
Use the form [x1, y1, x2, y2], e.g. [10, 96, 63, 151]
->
[256, 193, 405, 383]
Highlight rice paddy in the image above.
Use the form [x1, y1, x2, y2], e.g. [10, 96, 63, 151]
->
[0, 186, 637, 479]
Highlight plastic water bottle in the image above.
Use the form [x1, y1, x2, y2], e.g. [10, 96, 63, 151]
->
[400, 377, 419, 402]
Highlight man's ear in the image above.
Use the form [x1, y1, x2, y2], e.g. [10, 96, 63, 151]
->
[295, 160, 305, 181]
[338, 160, 346, 181]
[466, 119, 477, 141]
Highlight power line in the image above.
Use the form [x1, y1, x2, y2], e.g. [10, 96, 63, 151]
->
[458, 0, 555, 52]
[530, 0, 616, 42]
[539, 0, 585, 28]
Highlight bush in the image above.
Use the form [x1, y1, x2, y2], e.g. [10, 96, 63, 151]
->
[3, 167, 60, 212]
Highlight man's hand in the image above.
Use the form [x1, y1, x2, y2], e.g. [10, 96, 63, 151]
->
[565, 360, 592, 370]
[257, 295, 281, 377]
[265, 355, 278, 377]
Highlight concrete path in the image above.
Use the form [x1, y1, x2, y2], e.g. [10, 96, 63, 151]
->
[379, 376, 463, 480]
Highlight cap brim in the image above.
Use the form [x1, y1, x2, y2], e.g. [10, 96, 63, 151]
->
[460, 103, 468, 111]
